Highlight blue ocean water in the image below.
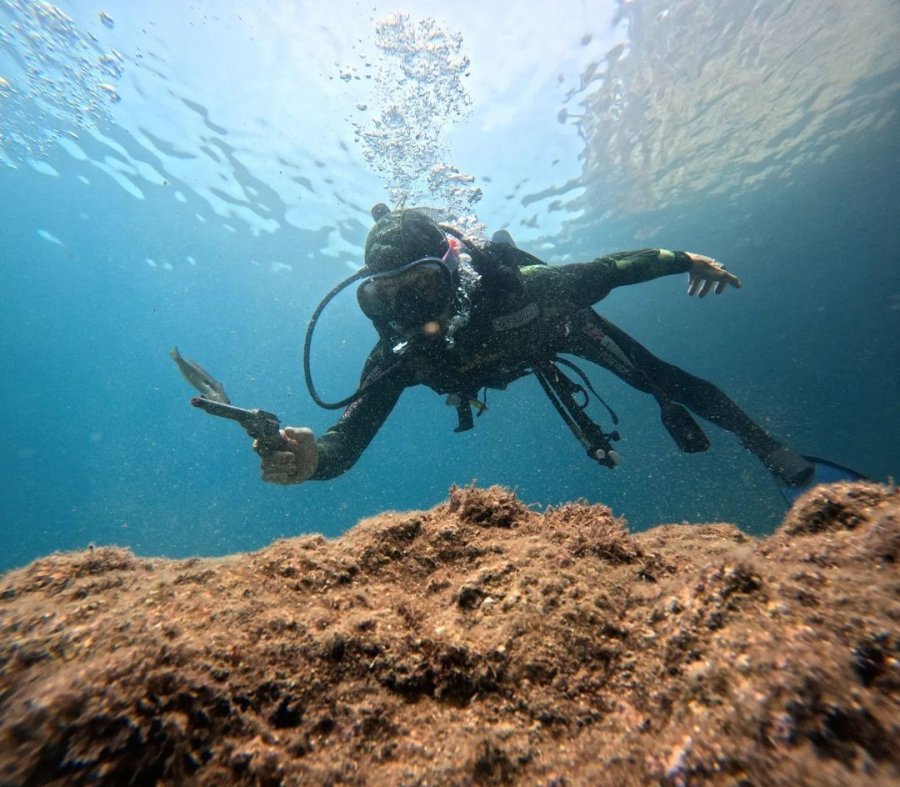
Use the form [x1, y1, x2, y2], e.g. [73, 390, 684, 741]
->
[1, 1, 898, 573]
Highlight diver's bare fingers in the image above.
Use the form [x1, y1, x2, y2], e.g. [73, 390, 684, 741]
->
[262, 469, 297, 485]
[689, 275, 709, 297]
[257, 427, 317, 484]
[283, 426, 313, 442]
[255, 439, 286, 457]
[715, 268, 740, 290]
[698, 278, 713, 297]
[261, 456, 301, 479]
[261, 462, 298, 484]
[260, 449, 297, 466]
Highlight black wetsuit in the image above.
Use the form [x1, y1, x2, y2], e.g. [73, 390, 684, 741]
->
[309, 243, 793, 481]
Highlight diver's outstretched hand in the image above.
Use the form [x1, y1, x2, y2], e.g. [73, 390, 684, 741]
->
[256, 426, 318, 484]
[685, 252, 741, 297]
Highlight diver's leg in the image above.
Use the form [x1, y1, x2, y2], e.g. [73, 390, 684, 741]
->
[570, 311, 813, 485]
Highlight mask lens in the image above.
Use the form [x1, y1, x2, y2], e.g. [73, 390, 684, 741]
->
[357, 279, 392, 321]
[357, 260, 452, 325]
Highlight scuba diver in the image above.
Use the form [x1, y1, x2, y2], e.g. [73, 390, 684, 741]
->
[256, 204, 852, 496]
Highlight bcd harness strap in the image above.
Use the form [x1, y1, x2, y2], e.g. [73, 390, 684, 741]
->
[531, 358, 622, 468]
[446, 297, 622, 466]
[448, 356, 621, 468]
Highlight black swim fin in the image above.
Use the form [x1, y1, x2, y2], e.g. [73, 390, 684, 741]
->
[660, 402, 711, 453]
[779, 455, 868, 506]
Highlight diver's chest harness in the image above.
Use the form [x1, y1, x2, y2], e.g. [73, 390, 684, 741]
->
[409, 329, 623, 469]
[440, 237, 619, 468]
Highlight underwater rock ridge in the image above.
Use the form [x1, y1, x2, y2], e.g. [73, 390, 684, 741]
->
[0, 481, 897, 785]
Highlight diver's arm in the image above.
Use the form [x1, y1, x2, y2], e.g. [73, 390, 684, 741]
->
[308, 373, 405, 480]
[522, 250, 739, 310]
[257, 344, 406, 484]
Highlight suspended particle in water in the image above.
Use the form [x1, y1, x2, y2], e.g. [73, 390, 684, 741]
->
[37, 229, 64, 246]
[99, 11, 115, 29]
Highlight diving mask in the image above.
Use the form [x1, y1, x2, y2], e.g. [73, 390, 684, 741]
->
[357, 257, 455, 328]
